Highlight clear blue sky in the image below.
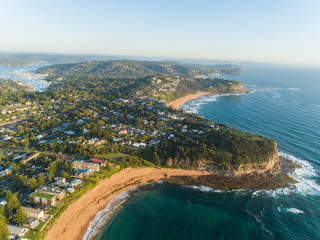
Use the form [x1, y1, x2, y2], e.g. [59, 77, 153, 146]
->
[1, 0, 320, 65]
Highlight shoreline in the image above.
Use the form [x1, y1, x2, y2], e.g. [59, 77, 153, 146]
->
[168, 91, 211, 109]
[44, 167, 210, 240]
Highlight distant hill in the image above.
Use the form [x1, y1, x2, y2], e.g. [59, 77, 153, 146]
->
[0, 53, 120, 67]
[0, 54, 29, 67]
[36, 60, 243, 79]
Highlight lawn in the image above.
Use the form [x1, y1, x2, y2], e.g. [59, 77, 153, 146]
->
[30, 192, 55, 199]
[97, 153, 130, 161]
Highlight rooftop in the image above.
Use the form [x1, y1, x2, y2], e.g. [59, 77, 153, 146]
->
[30, 192, 55, 199]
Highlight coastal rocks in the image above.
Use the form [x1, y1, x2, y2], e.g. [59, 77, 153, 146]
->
[191, 153, 280, 178]
[166, 149, 281, 179]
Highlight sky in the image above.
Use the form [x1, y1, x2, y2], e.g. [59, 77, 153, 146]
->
[1, 0, 320, 65]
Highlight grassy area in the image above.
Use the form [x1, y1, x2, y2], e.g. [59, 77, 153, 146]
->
[30, 192, 55, 199]
[25, 230, 45, 240]
[34, 221, 46, 231]
[47, 207, 59, 215]
[97, 153, 130, 161]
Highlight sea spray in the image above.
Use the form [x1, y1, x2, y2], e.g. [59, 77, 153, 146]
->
[83, 192, 130, 240]
[83, 181, 163, 240]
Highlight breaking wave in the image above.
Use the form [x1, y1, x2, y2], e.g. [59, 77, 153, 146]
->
[279, 152, 320, 196]
[82, 191, 130, 240]
[181, 92, 247, 113]
[286, 208, 304, 214]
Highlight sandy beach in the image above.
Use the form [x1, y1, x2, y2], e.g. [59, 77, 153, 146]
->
[44, 167, 209, 240]
[168, 92, 211, 109]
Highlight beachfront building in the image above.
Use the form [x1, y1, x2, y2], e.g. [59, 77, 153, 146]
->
[35, 186, 66, 200]
[30, 186, 66, 206]
[72, 160, 100, 171]
[24, 207, 45, 219]
[69, 178, 83, 188]
[24, 217, 40, 229]
[29, 191, 56, 206]
[73, 168, 95, 178]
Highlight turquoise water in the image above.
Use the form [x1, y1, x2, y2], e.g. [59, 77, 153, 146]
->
[89, 64, 320, 240]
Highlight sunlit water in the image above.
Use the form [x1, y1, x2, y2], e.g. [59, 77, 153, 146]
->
[86, 64, 320, 240]
[0, 62, 50, 91]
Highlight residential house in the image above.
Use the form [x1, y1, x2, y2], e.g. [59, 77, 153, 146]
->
[73, 160, 100, 171]
[22, 152, 40, 164]
[24, 207, 45, 219]
[35, 186, 66, 201]
[7, 225, 29, 238]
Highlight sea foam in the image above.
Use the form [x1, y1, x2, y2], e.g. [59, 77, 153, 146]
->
[279, 152, 320, 196]
[181, 92, 247, 113]
[286, 208, 304, 214]
[82, 191, 131, 240]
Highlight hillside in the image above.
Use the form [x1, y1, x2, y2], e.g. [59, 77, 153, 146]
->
[0, 52, 120, 67]
[37, 60, 245, 102]
[36, 60, 243, 80]
[0, 79, 32, 105]
[0, 54, 29, 67]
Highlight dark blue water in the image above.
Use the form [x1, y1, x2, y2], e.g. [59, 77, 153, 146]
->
[89, 64, 320, 240]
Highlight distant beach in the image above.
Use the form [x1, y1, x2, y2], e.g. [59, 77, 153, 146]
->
[44, 167, 209, 240]
[168, 92, 211, 109]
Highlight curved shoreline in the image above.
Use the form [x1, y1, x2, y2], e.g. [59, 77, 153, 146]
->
[168, 91, 211, 109]
[44, 167, 210, 240]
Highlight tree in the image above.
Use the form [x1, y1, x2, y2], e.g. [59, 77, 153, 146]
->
[23, 138, 29, 151]
[48, 170, 55, 183]
[135, 117, 143, 128]
[60, 171, 70, 180]
[64, 159, 69, 171]
[0, 206, 7, 223]
[27, 177, 37, 190]
[13, 206, 28, 227]
[0, 152, 4, 161]
[4, 191, 12, 204]
[153, 152, 161, 166]
[12, 174, 25, 189]
[0, 220, 9, 240]
[6, 193, 19, 212]
[37, 174, 45, 186]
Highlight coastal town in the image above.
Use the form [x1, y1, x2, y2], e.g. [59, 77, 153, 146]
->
[0, 94, 224, 239]
[0, 60, 278, 240]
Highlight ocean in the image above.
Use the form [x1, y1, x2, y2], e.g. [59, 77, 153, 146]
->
[87, 63, 320, 240]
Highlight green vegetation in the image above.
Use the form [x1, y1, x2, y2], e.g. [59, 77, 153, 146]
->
[25, 229, 45, 240]
[30, 192, 55, 199]
[13, 206, 28, 227]
[97, 153, 130, 161]
[0, 79, 32, 106]
[37, 60, 243, 80]
[0, 59, 289, 240]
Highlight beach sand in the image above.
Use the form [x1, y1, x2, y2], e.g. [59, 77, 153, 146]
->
[44, 167, 209, 240]
[168, 92, 211, 109]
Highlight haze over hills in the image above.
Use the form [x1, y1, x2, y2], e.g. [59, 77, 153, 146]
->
[37, 60, 244, 102]
[0, 52, 122, 67]
[36, 60, 243, 79]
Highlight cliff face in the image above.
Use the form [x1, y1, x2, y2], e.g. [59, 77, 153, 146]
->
[194, 152, 280, 178]
[166, 142, 280, 178]
[167, 153, 280, 178]
[209, 81, 245, 94]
